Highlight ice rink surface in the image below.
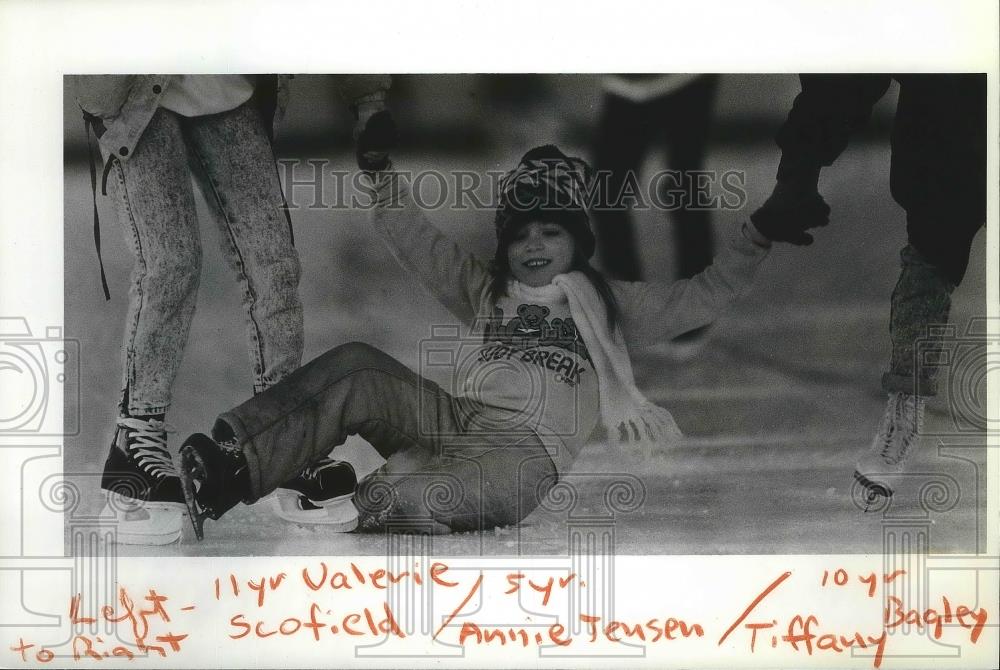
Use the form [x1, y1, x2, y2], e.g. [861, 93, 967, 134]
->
[62, 85, 988, 556]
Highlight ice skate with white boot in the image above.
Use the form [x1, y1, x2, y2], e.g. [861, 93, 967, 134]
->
[853, 391, 927, 511]
[100, 416, 185, 545]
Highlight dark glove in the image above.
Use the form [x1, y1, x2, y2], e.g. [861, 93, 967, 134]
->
[355, 109, 398, 173]
[750, 177, 831, 246]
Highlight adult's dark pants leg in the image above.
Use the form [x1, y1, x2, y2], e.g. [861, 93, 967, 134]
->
[883, 74, 986, 396]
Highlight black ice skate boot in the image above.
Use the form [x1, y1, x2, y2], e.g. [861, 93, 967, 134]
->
[101, 416, 185, 545]
[273, 458, 358, 531]
[178, 433, 252, 540]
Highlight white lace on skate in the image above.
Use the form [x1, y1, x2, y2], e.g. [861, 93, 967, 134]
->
[117, 417, 178, 479]
[876, 392, 925, 466]
[302, 457, 338, 482]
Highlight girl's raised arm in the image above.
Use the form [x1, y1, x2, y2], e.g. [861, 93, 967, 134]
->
[366, 166, 491, 326]
[612, 223, 771, 346]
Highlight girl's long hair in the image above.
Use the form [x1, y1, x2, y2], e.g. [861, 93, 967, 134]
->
[487, 245, 621, 335]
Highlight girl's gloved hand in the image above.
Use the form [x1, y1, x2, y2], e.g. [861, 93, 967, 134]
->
[355, 110, 398, 173]
[354, 100, 385, 138]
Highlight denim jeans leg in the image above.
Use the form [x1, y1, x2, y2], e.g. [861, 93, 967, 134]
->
[355, 437, 557, 533]
[181, 102, 304, 393]
[213, 342, 458, 501]
[106, 107, 202, 416]
[882, 244, 955, 396]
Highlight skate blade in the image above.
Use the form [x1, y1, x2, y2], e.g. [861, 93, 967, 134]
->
[271, 490, 358, 531]
[179, 447, 209, 541]
[853, 470, 892, 513]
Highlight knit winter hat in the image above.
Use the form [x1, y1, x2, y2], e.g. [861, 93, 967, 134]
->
[495, 145, 596, 259]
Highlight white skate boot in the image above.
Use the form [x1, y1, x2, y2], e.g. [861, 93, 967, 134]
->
[100, 417, 184, 545]
[853, 392, 926, 510]
[271, 458, 358, 531]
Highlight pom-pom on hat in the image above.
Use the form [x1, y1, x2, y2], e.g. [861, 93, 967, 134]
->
[495, 145, 596, 259]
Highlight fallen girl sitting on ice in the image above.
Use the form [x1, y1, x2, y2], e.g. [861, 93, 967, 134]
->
[177, 111, 775, 538]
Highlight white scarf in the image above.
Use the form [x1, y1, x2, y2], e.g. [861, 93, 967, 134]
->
[508, 273, 683, 455]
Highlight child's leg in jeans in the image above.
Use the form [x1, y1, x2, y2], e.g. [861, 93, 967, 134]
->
[211, 342, 457, 502]
[181, 102, 304, 394]
[354, 436, 557, 534]
[106, 107, 202, 416]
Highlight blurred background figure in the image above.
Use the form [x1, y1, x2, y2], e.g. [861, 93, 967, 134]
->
[592, 74, 720, 288]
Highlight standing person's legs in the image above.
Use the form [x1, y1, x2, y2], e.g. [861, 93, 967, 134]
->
[854, 75, 986, 504]
[100, 107, 202, 544]
[108, 108, 203, 417]
[593, 94, 654, 281]
[885, 74, 986, 396]
[661, 75, 718, 280]
[181, 102, 304, 394]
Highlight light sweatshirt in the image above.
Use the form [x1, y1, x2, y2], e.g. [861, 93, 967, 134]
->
[370, 174, 770, 473]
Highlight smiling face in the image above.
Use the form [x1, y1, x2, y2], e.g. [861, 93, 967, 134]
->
[506, 220, 576, 287]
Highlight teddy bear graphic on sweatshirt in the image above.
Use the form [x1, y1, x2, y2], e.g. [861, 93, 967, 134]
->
[483, 304, 591, 363]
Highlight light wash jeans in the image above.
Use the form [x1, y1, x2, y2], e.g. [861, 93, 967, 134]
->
[106, 102, 303, 415]
[213, 342, 558, 534]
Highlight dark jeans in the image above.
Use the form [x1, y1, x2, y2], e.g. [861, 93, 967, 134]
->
[215, 342, 558, 534]
[592, 75, 719, 282]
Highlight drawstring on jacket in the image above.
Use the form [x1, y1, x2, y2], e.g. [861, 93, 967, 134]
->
[82, 82, 295, 300]
[83, 112, 112, 300]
